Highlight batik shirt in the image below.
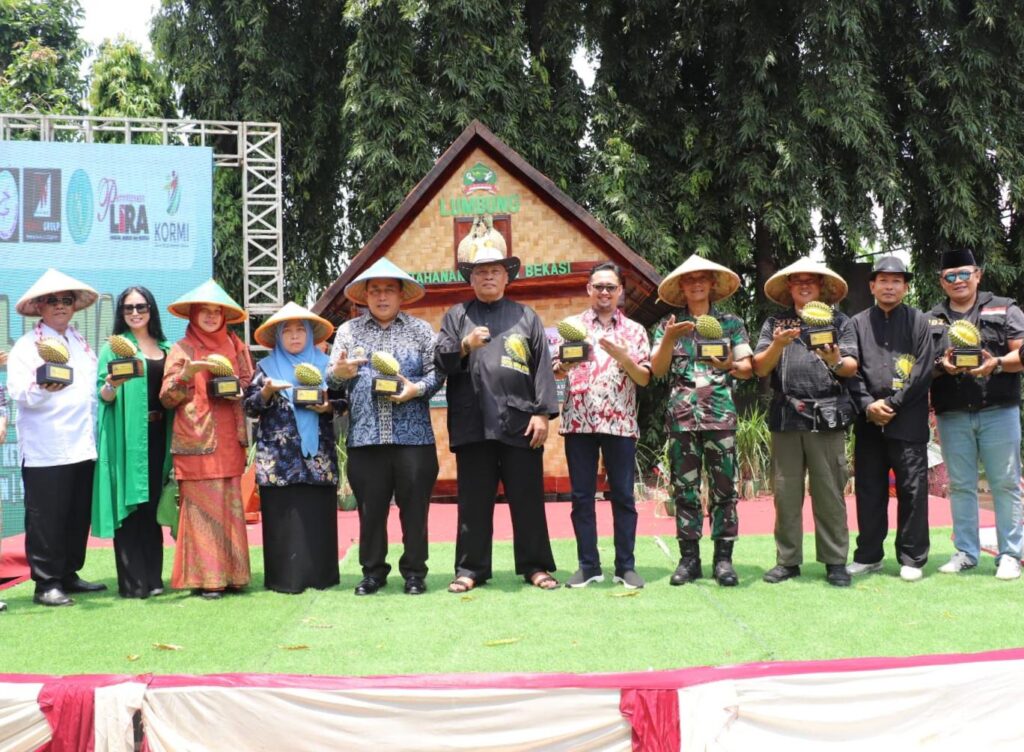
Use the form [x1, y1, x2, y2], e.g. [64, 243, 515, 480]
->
[652, 305, 753, 432]
[558, 308, 651, 438]
[329, 311, 444, 447]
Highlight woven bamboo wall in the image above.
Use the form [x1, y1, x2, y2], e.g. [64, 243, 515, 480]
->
[387, 147, 605, 274]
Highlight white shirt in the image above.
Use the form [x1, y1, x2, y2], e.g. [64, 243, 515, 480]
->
[6, 322, 98, 467]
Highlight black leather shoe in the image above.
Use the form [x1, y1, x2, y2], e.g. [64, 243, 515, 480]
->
[354, 577, 385, 596]
[404, 577, 426, 595]
[63, 577, 108, 593]
[826, 564, 852, 588]
[34, 587, 74, 607]
[198, 589, 223, 600]
[762, 565, 801, 584]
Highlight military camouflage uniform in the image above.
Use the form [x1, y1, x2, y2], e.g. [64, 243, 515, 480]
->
[653, 306, 753, 542]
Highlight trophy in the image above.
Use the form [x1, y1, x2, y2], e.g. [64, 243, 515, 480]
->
[892, 354, 916, 390]
[293, 362, 326, 407]
[36, 337, 73, 386]
[948, 320, 982, 369]
[799, 301, 836, 350]
[557, 317, 590, 363]
[206, 354, 241, 398]
[371, 351, 401, 395]
[694, 315, 728, 361]
[107, 335, 144, 380]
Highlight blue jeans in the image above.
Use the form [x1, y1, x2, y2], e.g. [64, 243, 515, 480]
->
[564, 433, 638, 576]
[937, 406, 1023, 563]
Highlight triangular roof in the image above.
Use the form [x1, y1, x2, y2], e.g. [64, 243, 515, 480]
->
[313, 120, 664, 325]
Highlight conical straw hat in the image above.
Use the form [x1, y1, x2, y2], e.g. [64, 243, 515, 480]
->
[167, 279, 247, 324]
[764, 257, 848, 306]
[657, 255, 741, 306]
[344, 258, 426, 305]
[253, 301, 334, 348]
[16, 268, 99, 316]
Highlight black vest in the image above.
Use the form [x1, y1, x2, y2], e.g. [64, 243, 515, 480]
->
[929, 292, 1021, 414]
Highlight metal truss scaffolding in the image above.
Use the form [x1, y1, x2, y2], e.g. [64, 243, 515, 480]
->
[0, 113, 284, 343]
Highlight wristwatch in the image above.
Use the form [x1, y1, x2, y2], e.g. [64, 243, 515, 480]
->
[828, 360, 843, 374]
[992, 357, 1004, 375]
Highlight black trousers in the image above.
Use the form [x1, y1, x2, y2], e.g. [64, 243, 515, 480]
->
[454, 440, 556, 583]
[347, 444, 437, 581]
[853, 419, 930, 568]
[113, 496, 164, 597]
[21, 460, 96, 593]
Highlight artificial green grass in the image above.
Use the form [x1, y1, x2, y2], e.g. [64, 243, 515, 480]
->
[1, 529, 1021, 677]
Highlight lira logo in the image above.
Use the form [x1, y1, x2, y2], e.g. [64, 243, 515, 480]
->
[66, 169, 93, 244]
[97, 178, 149, 241]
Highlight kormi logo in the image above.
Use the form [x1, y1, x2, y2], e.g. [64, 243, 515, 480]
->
[155, 170, 189, 246]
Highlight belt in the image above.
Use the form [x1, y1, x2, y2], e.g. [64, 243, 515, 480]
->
[148, 410, 164, 423]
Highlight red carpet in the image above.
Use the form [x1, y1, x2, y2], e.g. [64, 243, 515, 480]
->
[0, 494, 974, 590]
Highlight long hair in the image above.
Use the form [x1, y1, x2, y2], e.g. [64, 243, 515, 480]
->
[113, 286, 166, 341]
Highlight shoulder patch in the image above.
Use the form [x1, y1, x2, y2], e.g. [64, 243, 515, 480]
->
[980, 307, 1007, 316]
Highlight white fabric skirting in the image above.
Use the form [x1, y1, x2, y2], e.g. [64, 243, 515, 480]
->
[678, 656, 1024, 750]
[0, 681, 49, 752]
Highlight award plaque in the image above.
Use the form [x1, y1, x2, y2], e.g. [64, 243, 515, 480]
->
[293, 362, 326, 407]
[694, 315, 728, 361]
[36, 338, 73, 385]
[371, 351, 402, 396]
[805, 326, 837, 350]
[208, 376, 241, 398]
[107, 358, 144, 379]
[556, 317, 590, 364]
[948, 321, 982, 370]
[36, 362, 73, 386]
[799, 301, 836, 350]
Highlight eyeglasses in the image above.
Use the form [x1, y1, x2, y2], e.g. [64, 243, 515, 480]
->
[42, 296, 74, 307]
[590, 284, 620, 293]
[942, 270, 975, 284]
[122, 303, 150, 314]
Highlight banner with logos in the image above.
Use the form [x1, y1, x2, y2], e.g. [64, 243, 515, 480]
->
[0, 140, 214, 537]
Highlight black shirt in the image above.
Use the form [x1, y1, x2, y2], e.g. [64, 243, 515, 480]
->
[436, 297, 558, 449]
[847, 304, 934, 443]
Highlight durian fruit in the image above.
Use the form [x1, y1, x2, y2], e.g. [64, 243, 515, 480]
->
[294, 362, 324, 386]
[206, 353, 235, 377]
[504, 334, 529, 363]
[799, 300, 834, 326]
[108, 335, 138, 358]
[948, 320, 981, 348]
[36, 338, 70, 364]
[694, 314, 723, 339]
[556, 317, 588, 342]
[371, 351, 400, 376]
[894, 354, 916, 380]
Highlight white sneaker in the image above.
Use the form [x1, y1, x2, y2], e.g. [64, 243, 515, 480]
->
[938, 551, 976, 574]
[994, 556, 1022, 581]
[899, 565, 923, 582]
[846, 560, 883, 576]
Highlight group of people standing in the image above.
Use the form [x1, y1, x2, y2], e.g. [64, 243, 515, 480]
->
[1, 243, 1021, 611]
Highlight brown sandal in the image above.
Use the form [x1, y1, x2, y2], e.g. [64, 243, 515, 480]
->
[448, 576, 476, 594]
[529, 571, 559, 590]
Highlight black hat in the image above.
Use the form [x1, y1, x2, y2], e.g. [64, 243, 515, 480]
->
[869, 256, 912, 280]
[939, 249, 977, 270]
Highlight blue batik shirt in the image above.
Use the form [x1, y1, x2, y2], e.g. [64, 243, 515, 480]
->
[328, 311, 444, 447]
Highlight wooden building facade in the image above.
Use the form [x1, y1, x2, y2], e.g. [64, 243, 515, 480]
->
[314, 121, 663, 499]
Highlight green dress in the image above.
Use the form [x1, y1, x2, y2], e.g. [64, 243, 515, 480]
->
[92, 333, 173, 538]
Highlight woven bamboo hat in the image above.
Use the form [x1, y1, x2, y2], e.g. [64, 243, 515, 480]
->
[344, 258, 425, 306]
[657, 255, 741, 306]
[167, 279, 247, 324]
[764, 257, 848, 306]
[16, 268, 99, 316]
[253, 302, 334, 349]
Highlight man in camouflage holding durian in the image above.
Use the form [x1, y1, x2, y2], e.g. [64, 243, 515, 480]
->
[650, 255, 753, 587]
